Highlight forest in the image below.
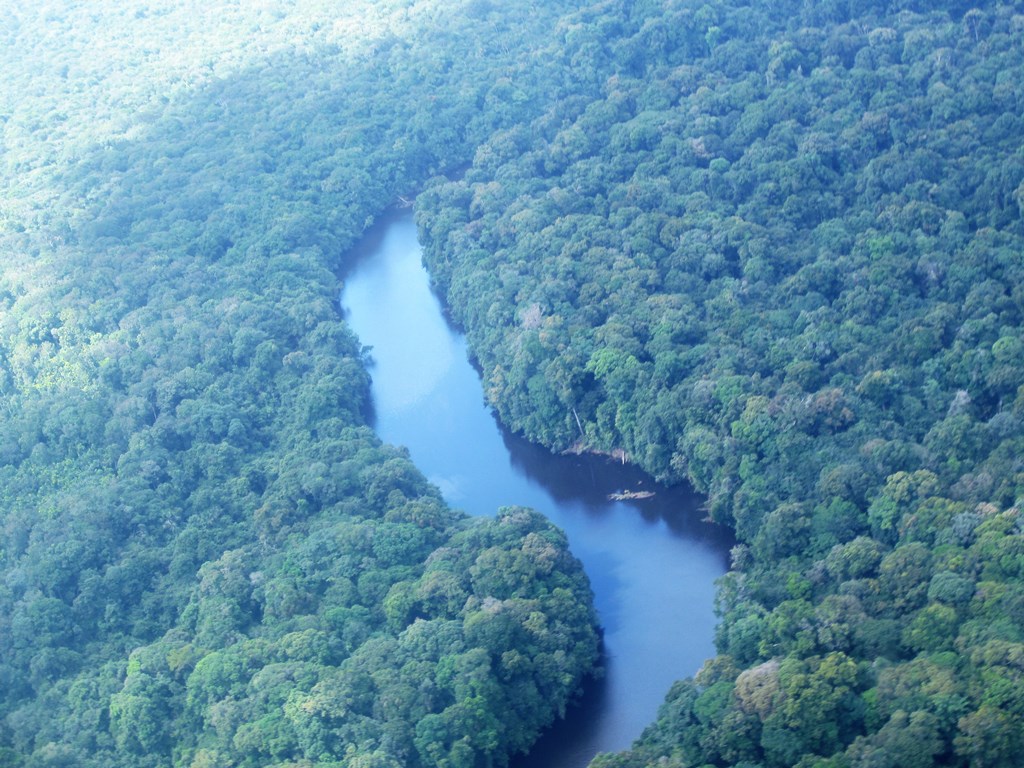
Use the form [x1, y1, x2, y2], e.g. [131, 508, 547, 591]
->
[0, 2, 602, 766]
[417, 1, 1024, 766]
[2, 0, 1023, 767]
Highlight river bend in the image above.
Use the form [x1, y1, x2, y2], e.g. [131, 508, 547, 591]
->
[341, 211, 732, 767]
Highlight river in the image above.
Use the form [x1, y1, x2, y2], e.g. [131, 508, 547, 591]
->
[340, 211, 733, 767]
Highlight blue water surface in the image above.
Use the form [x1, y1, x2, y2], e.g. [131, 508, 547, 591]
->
[341, 211, 732, 767]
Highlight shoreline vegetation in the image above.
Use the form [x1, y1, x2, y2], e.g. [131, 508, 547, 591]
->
[0, 2, 602, 766]
[563, 440, 631, 463]
[417, 2, 1024, 767]
[1, 1, 1023, 767]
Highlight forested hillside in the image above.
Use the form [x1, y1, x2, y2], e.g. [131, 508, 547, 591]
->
[4, 0, 1024, 767]
[415, 1, 1024, 766]
[0, 2, 603, 766]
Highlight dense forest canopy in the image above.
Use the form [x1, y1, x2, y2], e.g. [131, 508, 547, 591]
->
[0, 1, 603, 766]
[415, 1, 1024, 766]
[2, 0, 1024, 767]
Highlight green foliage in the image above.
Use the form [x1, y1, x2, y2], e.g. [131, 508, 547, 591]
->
[0, 1, 601, 765]
[5, 0, 1024, 766]
[411, 1, 1024, 766]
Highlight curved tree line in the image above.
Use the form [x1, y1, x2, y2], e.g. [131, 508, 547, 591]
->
[0, 2, 602, 766]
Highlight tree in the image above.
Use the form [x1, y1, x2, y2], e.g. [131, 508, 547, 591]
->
[955, 705, 1023, 768]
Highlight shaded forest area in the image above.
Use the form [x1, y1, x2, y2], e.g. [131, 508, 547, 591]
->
[2, 0, 1024, 767]
[0, 1, 602, 766]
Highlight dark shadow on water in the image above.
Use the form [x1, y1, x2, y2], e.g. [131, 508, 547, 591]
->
[511, 662, 614, 768]
[499, 426, 735, 558]
[339, 207, 409, 274]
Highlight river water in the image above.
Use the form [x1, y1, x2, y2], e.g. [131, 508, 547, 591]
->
[340, 211, 732, 767]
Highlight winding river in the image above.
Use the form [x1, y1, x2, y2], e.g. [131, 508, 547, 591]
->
[340, 211, 733, 767]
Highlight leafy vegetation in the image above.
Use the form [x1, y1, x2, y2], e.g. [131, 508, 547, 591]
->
[4, 0, 1024, 766]
[0, 1, 600, 766]
[415, 1, 1024, 765]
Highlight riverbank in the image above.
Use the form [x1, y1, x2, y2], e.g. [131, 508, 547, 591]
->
[340, 211, 732, 767]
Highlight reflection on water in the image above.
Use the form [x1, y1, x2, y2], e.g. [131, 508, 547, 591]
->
[341, 211, 732, 767]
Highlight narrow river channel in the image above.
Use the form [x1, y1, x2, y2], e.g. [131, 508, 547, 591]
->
[340, 211, 733, 767]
